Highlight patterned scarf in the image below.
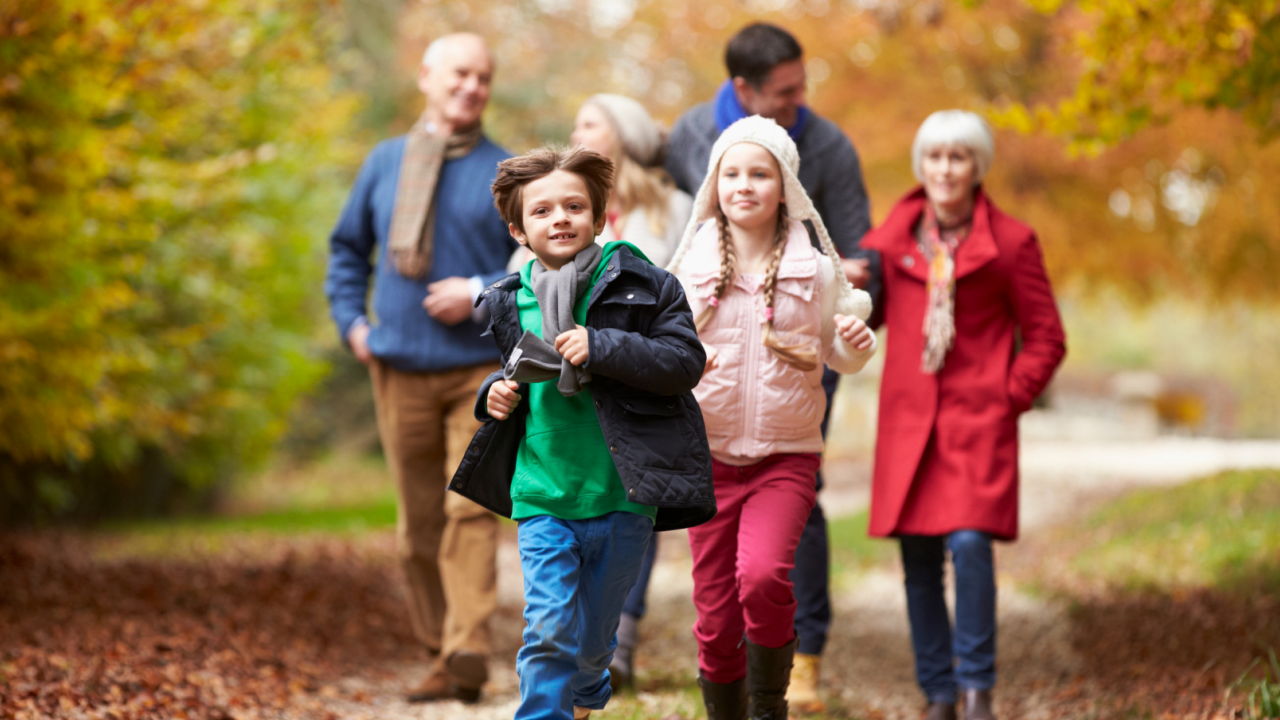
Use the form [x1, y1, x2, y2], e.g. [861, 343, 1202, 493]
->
[919, 203, 971, 374]
[387, 113, 485, 278]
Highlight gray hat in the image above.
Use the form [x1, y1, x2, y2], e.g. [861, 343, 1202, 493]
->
[584, 94, 666, 168]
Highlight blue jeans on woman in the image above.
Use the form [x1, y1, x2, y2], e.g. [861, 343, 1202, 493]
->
[516, 512, 653, 720]
[899, 530, 997, 704]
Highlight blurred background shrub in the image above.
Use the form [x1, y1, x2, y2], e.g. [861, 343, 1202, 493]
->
[0, 0, 364, 522]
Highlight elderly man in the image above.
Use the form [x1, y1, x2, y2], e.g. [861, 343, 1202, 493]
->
[654, 22, 880, 715]
[325, 33, 515, 704]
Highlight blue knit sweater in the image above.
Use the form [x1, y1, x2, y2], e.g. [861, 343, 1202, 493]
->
[325, 136, 517, 372]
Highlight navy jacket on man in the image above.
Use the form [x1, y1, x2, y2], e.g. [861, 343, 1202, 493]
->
[325, 136, 519, 372]
[448, 246, 716, 532]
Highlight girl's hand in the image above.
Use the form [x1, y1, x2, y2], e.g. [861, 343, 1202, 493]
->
[554, 325, 590, 366]
[702, 342, 720, 373]
[835, 314, 874, 351]
[487, 379, 522, 420]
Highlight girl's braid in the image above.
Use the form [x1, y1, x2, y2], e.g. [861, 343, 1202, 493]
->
[695, 206, 737, 331]
[760, 212, 819, 371]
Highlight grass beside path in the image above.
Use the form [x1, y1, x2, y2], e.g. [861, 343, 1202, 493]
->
[1068, 468, 1280, 594]
[1013, 468, 1280, 719]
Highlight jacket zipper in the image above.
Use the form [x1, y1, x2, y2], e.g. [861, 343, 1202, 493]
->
[740, 288, 762, 459]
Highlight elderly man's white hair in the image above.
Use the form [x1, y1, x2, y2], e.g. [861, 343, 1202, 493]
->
[421, 33, 489, 67]
[911, 110, 995, 186]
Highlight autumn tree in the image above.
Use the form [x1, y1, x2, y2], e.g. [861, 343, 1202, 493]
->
[993, 0, 1280, 147]
[0, 0, 362, 521]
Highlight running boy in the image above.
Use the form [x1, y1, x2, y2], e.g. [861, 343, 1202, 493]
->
[449, 146, 715, 720]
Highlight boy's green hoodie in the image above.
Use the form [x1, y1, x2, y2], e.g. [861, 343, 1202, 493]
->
[510, 241, 657, 522]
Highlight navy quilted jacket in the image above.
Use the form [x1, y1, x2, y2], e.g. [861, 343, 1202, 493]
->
[448, 245, 716, 532]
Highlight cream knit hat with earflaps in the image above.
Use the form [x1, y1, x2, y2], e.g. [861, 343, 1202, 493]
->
[665, 115, 873, 321]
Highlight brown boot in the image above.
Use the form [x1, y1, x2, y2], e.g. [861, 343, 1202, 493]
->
[445, 650, 488, 703]
[745, 637, 796, 720]
[786, 653, 826, 714]
[962, 689, 995, 720]
[924, 701, 958, 720]
[406, 665, 454, 703]
[698, 674, 748, 720]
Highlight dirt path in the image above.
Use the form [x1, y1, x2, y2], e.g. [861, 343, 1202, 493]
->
[310, 432, 1280, 719]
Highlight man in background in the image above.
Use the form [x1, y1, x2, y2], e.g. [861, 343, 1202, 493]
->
[324, 33, 517, 704]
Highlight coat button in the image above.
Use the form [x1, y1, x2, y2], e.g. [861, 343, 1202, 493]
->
[607, 264, 615, 271]
[902, 255, 915, 268]
[628, 487, 636, 496]
[610, 445, 618, 453]
[595, 400, 602, 408]
[627, 293, 635, 299]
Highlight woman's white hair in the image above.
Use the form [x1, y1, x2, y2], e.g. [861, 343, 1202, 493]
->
[911, 110, 995, 186]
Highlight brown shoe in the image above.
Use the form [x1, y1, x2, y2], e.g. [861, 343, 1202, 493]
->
[925, 701, 958, 720]
[406, 665, 455, 703]
[962, 689, 995, 720]
[446, 651, 488, 685]
[786, 653, 826, 714]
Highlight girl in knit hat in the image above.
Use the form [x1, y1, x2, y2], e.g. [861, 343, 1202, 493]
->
[571, 94, 693, 268]
[665, 115, 876, 720]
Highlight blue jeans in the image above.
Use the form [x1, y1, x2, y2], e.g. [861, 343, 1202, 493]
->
[621, 533, 659, 618]
[899, 531, 997, 704]
[516, 512, 653, 720]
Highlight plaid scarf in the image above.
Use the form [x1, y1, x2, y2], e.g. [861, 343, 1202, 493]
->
[387, 113, 485, 278]
[919, 203, 971, 374]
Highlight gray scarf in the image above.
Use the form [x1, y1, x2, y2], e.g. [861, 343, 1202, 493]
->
[503, 243, 604, 396]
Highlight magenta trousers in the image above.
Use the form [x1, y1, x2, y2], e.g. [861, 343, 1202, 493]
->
[687, 453, 820, 683]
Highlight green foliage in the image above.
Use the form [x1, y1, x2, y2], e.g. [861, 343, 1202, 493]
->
[93, 497, 398, 559]
[1070, 469, 1280, 593]
[993, 0, 1280, 148]
[0, 0, 361, 521]
[828, 509, 897, 578]
[1230, 649, 1280, 719]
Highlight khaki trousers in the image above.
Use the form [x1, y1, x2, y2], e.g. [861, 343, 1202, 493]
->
[370, 360, 500, 661]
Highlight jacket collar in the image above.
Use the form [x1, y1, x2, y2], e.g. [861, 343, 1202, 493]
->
[862, 186, 1000, 281]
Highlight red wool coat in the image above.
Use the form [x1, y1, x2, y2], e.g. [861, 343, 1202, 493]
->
[860, 187, 1066, 541]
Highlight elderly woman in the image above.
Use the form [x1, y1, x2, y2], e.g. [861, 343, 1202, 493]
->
[860, 110, 1066, 720]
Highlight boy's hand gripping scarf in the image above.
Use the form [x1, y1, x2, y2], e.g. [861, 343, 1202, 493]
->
[387, 113, 485, 278]
[503, 243, 604, 396]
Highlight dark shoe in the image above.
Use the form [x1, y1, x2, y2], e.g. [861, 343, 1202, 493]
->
[962, 689, 995, 720]
[698, 674, 748, 720]
[745, 636, 797, 720]
[406, 665, 455, 703]
[445, 650, 488, 702]
[925, 700, 958, 720]
[609, 613, 639, 691]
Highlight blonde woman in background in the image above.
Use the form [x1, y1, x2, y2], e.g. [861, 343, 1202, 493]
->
[571, 94, 693, 267]
[566, 93, 693, 690]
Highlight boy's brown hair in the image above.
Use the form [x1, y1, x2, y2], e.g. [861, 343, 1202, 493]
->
[491, 145, 615, 234]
